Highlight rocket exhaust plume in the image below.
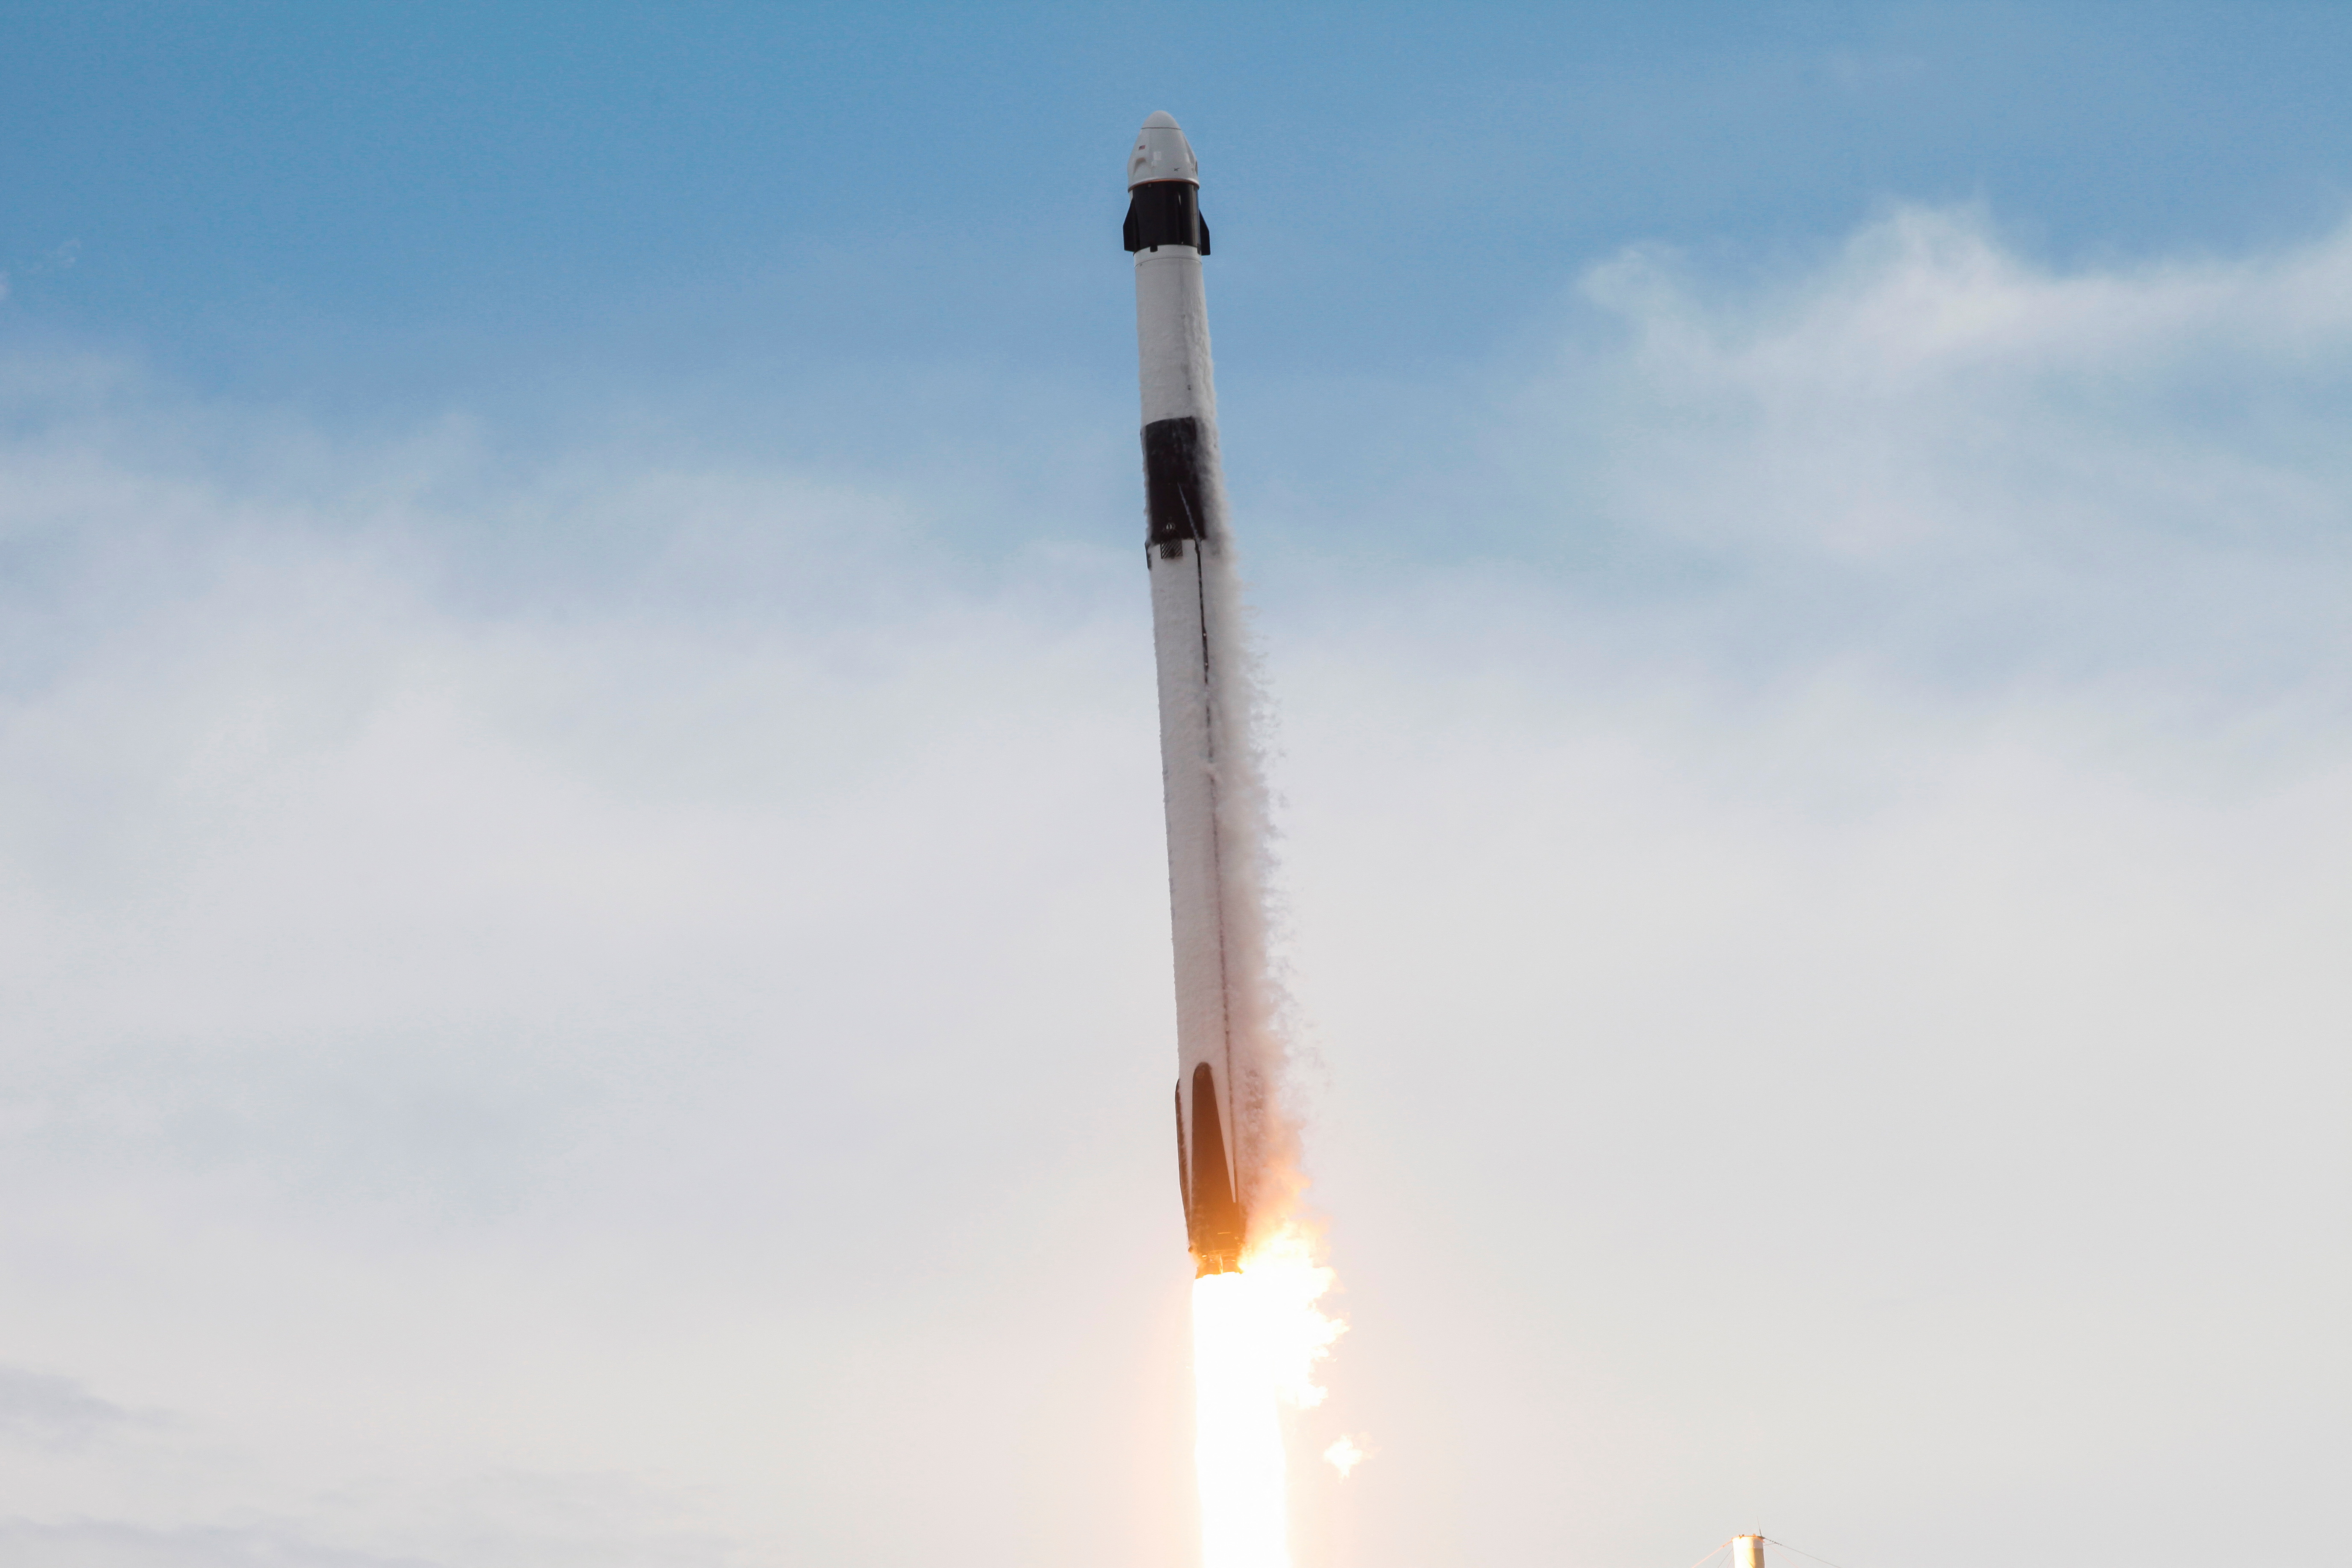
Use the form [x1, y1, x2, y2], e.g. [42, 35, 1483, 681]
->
[1126, 112, 1346, 1568]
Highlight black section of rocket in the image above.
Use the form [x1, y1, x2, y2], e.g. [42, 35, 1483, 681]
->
[1124, 180, 1211, 255]
[1142, 416, 1209, 555]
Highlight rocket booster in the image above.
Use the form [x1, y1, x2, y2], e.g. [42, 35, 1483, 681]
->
[1127, 112, 1250, 1278]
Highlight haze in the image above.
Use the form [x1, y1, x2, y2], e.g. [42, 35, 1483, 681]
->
[1, 6, 2346, 1565]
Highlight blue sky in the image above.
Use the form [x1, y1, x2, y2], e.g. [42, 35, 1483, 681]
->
[1, 7, 2349, 1568]
[10, 3, 2352, 408]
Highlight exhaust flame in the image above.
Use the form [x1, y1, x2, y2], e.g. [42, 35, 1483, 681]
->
[1191, 1221, 1346, 1568]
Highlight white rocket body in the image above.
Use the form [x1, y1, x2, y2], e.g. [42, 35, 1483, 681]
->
[1127, 112, 1259, 1276]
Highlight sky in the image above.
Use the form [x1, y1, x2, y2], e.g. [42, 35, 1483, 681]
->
[3, 4, 2349, 1566]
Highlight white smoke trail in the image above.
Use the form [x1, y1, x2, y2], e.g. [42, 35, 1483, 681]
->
[1182, 345, 1352, 1568]
[1194, 490, 1308, 1231]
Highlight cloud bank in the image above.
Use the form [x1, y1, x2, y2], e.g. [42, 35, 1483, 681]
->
[0, 207, 2346, 1566]
[1282, 207, 2352, 1568]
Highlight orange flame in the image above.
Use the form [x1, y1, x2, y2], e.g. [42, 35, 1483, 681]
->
[1191, 1221, 1347, 1568]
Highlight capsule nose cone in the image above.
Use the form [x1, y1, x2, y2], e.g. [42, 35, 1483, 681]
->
[1127, 110, 1200, 189]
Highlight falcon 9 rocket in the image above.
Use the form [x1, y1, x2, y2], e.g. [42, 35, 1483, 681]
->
[1126, 112, 1265, 1278]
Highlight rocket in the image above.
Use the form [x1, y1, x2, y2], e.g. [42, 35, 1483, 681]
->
[1126, 112, 1254, 1278]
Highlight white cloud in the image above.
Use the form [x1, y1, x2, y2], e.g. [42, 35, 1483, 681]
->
[1272, 208, 2352, 1568]
[0, 207, 2346, 1566]
[0, 372, 1198, 1564]
[1569, 205, 2352, 558]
